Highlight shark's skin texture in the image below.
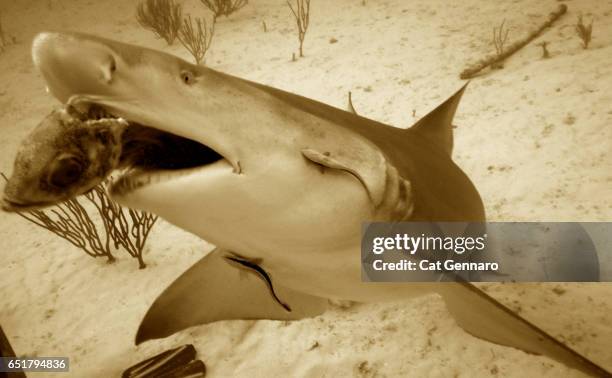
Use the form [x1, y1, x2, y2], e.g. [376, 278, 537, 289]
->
[6, 31, 608, 376]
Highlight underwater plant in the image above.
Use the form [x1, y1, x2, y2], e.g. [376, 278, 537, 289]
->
[0, 15, 4, 47]
[136, 0, 183, 45]
[200, 0, 248, 20]
[491, 19, 509, 69]
[537, 41, 550, 59]
[178, 14, 215, 65]
[575, 14, 593, 49]
[0, 11, 9, 52]
[287, 0, 310, 58]
[2, 174, 157, 269]
[460, 4, 567, 79]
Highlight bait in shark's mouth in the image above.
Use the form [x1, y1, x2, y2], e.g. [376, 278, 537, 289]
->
[1, 104, 223, 211]
[2, 106, 124, 210]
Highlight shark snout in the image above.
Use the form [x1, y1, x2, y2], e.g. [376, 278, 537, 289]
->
[33, 32, 118, 103]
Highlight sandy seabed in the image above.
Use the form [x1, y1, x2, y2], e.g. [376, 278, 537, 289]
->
[0, 0, 611, 377]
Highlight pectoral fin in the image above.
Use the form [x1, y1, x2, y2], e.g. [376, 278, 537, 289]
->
[301, 148, 388, 207]
[135, 248, 328, 344]
[441, 281, 611, 377]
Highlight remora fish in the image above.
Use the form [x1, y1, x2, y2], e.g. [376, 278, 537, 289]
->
[3, 32, 608, 376]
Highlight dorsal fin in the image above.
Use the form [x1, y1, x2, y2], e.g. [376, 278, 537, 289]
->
[347, 91, 358, 115]
[409, 83, 469, 156]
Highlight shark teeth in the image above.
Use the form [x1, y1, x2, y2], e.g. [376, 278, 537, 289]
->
[87, 104, 115, 120]
[85, 117, 128, 127]
[110, 173, 151, 196]
[109, 167, 205, 196]
[65, 101, 122, 122]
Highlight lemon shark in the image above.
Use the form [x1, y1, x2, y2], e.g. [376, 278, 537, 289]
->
[18, 32, 610, 376]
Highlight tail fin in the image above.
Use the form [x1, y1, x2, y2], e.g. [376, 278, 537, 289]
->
[409, 83, 469, 156]
[441, 281, 611, 377]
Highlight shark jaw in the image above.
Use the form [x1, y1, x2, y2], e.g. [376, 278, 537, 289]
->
[68, 100, 232, 198]
[31, 32, 240, 202]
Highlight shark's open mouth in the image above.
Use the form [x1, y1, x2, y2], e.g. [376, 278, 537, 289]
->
[74, 103, 225, 195]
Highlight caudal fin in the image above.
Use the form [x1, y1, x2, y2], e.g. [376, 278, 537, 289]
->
[441, 281, 611, 377]
[409, 83, 469, 156]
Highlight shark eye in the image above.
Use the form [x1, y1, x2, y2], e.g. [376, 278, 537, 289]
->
[180, 70, 195, 85]
[48, 155, 84, 188]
